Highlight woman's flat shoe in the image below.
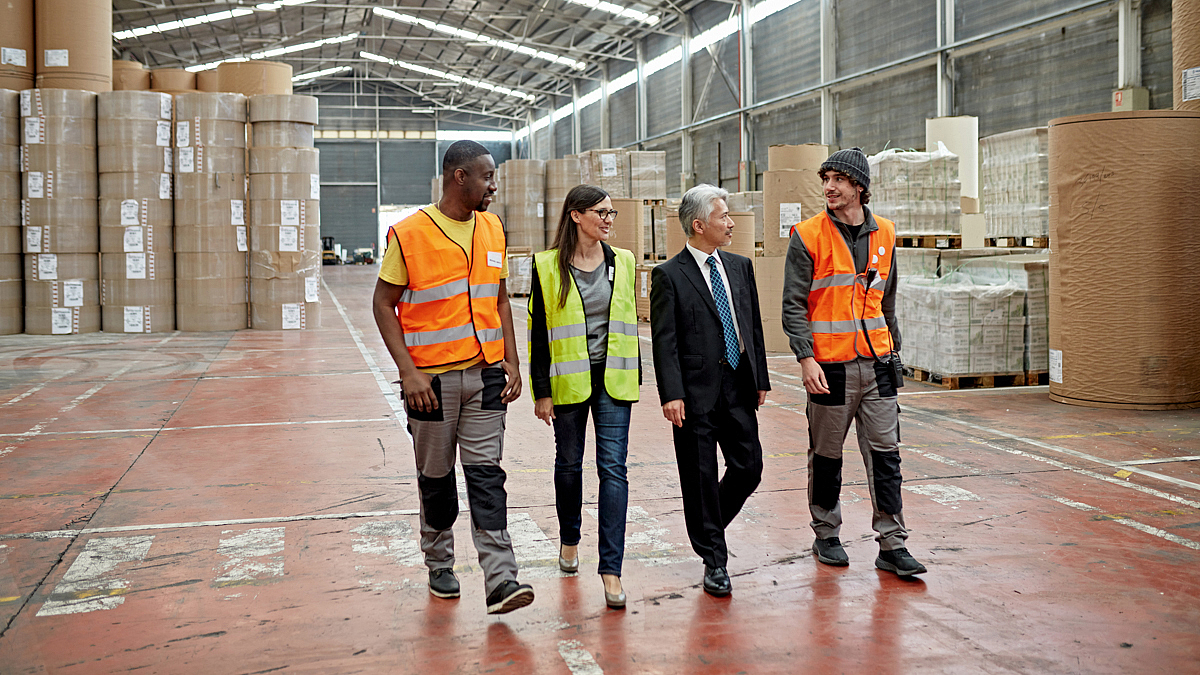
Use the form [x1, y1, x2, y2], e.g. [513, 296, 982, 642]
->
[604, 589, 626, 609]
[558, 548, 579, 573]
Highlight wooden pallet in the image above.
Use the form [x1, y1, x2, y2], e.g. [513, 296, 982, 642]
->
[896, 235, 962, 249]
[986, 237, 1050, 249]
[904, 366, 1047, 390]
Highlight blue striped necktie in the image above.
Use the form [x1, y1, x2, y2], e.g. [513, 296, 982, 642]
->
[707, 255, 740, 370]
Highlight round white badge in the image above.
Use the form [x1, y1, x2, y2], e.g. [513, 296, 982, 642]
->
[872, 255, 879, 264]
[878, 246, 886, 255]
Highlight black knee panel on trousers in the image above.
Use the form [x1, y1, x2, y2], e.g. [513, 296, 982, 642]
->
[463, 465, 508, 531]
[418, 469, 459, 531]
[811, 453, 843, 510]
[871, 451, 904, 515]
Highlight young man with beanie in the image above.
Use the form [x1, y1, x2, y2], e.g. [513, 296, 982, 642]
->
[781, 147, 927, 577]
[373, 140, 535, 612]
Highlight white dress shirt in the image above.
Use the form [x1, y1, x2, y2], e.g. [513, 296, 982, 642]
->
[685, 243, 744, 354]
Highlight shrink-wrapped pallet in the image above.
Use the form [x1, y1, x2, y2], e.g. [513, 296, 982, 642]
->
[629, 151, 666, 200]
[980, 127, 1049, 239]
[868, 142, 962, 236]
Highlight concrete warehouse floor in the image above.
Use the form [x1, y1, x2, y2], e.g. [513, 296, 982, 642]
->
[1, 264, 1198, 674]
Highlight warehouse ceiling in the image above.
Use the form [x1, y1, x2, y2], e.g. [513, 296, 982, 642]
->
[111, 0, 715, 130]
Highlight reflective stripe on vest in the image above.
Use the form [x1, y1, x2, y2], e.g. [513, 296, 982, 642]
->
[795, 211, 895, 363]
[392, 209, 506, 368]
[530, 247, 640, 405]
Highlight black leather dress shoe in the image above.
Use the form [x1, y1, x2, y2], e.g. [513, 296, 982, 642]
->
[702, 566, 731, 597]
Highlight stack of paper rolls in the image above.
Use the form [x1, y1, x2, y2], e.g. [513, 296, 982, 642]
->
[0, 90, 20, 333]
[20, 88, 99, 334]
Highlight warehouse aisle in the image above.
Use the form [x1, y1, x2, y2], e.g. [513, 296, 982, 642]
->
[1, 264, 1198, 674]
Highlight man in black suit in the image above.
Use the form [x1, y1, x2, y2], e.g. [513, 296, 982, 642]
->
[650, 184, 771, 597]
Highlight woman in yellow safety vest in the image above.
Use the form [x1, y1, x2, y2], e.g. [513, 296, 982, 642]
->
[528, 184, 640, 610]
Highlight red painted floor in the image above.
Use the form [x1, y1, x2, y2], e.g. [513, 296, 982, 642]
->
[1, 264, 1198, 674]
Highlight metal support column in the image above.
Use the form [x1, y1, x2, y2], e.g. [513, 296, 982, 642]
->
[548, 96, 557, 160]
[819, 0, 836, 147]
[936, 0, 955, 116]
[601, 62, 611, 148]
[680, 17, 694, 192]
[572, 80, 581, 154]
[739, 0, 754, 190]
[1118, 0, 1142, 88]
[636, 41, 648, 149]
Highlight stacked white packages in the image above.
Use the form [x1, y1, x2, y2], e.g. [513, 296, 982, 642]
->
[980, 127, 1049, 239]
[868, 141, 962, 236]
[954, 254, 1049, 372]
[897, 274, 1026, 376]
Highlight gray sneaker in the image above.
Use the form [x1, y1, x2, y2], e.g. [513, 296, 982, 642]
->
[875, 548, 928, 576]
[813, 537, 849, 566]
[428, 568, 461, 598]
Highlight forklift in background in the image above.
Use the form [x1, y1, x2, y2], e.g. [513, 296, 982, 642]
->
[322, 236, 341, 265]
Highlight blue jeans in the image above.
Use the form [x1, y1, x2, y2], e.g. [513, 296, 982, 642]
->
[552, 379, 631, 577]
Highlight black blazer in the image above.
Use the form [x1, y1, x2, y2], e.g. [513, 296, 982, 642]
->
[649, 247, 770, 416]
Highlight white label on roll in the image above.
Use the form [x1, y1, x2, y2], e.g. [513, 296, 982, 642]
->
[236, 226, 248, 252]
[158, 173, 171, 200]
[160, 95, 172, 119]
[281, 200, 300, 226]
[163, 148, 172, 173]
[177, 146, 194, 173]
[600, 153, 617, 177]
[305, 276, 319, 303]
[640, 271, 648, 297]
[44, 49, 68, 67]
[62, 280, 83, 307]
[310, 174, 320, 200]
[282, 304, 302, 330]
[26, 226, 42, 253]
[537, 202, 544, 218]
[124, 306, 145, 333]
[279, 226, 299, 252]
[27, 171, 43, 198]
[124, 226, 144, 252]
[51, 307, 72, 334]
[176, 121, 190, 147]
[231, 199, 245, 225]
[120, 199, 140, 225]
[1049, 348, 1062, 384]
[1, 48, 26, 67]
[23, 116, 40, 144]
[38, 253, 57, 279]
[779, 203, 803, 238]
[1184, 67, 1200, 103]
[19, 90, 31, 117]
[126, 252, 147, 279]
[156, 121, 172, 147]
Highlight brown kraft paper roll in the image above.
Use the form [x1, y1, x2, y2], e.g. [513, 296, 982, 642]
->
[25, 304, 101, 334]
[98, 91, 172, 120]
[99, 221, 174, 253]
[112, 61, 150, 91]
[99, 146, 174, 174]
[249, 147, 319, 174]
[100, 275, 175, 305]
[101, 303, 174, 333]
[34, 0, 112, 92]
[174, 93, 247, 123]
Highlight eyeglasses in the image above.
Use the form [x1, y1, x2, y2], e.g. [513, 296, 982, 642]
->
[584, 208, 618, 220]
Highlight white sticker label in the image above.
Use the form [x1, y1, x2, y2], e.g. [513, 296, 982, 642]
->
[43, 49, 68, 68]
[1049, 348, 1062, 384]
[27, 171, 43, 198]
[20, 199, 27, 226]
[608, 266, 615, 281]
[281, 200, 300, 226]
[120, 199, 140, 225]
[487, 251, 502, 268]
[124, 226, 144, 252]
[156, 120, 172, 146]
[50, 307, 72, 334]
[19, 90, 31, 117]
[124, 306, 145, 333]
[176, 121, 190, 147]
[231, 199, 245, 225]
[38, 253, 57, 279]
[159, 95, 172, 119]
[640, 271, 649, 297]
[537, 202, 544, 218]
[1184, 67, 1200, 103]
[177, 146, 194, 173]
[279, 226, 299, 251]
[126, 252, 147, 279]
[600, 153, 618, 177]
[163, 148, 173, 173]
[779, 202, 803, 238]
[23, 116, 40, 144]
[26, 226, 42, 252]
[236, 226, 248, 252]
[304, 276, 320, 303]
[62, 280, 83, 307]
[1, 47, 26, 67]
[310, 174, 320, 200]
[282, 303, 302, 329]
[158, 173, 171, 200]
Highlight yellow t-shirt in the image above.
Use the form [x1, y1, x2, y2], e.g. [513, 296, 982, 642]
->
[379, 204, 509, 375]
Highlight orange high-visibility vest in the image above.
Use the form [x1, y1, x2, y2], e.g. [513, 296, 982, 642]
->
[390, 209, 506, 368]
[794, 211, 895, 363]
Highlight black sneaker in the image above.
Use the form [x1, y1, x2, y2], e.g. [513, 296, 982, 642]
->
[812, 537, 849, 566]
[428, 568, 461, 598]
[875, 548, 928, 576]
[485, 580, 535, 614]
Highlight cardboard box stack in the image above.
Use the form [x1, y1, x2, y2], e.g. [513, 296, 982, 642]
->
[21, 88, 99, 334]
[248, 94, 321, 330]
[648, 204, 669, 259]
[608, 198, 645, 261]
[868, 142, 962, 236]
[629, 151, 666, 200]
[0, 0, 34, 91]
[34, 0, 112, 92]
[635, 262, 655, 322]
[490, 162, 506, 225]
[980, 127, 1050, 239]
[430, 174, 440, 204]
[173, 92, 248, 331]
[501, 159, 544, 251]
[727, 191, 763, 244]
[544, 157, 580, 247]
[506, 251, 533, 296]
[97, 91, 175, 333]
[579, 149, 629, 198]
[0, 89, 19, 333]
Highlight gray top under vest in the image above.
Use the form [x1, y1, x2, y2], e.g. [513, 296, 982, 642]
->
[569, 261, 613, 363]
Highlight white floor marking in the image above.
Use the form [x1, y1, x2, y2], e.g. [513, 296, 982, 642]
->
[586, 505, 680, 566]
[213, 527, 285, 587]
[2, 361, 138, 458]
[904, 407, 1200, 493]
[558, 640, 605, 675]
[1043, 495, 1099, 511]
[508, 513, 559, 562]
[903, 484, 981, 505]
[1119, 455, 1200, 466]
[1, 509, 419, 542]
[351, 521, 423, 568]
[904, 448, 981, 473]
[4, 383, 49, 407]
[37, 535, 154, 616]
[1041, 493, 1200, 550]
[0, 417, 394, 438]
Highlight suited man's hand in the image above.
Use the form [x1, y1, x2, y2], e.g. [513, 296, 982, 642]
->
[800, 357, 829, 394]
[662, 399, 686, 427]
[758, 390, 767, 407]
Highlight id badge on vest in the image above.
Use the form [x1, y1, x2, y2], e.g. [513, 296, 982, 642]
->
[487, 251, 502, 268]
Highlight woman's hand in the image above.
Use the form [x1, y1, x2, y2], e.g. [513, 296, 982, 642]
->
[534, 397, 555, 425]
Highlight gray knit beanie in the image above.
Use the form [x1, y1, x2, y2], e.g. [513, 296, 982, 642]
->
[820, 147, 870, 191]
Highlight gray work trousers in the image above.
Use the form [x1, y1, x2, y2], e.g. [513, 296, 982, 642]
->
[406, 363, 519, 596]
[806, 357, 909, 550]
